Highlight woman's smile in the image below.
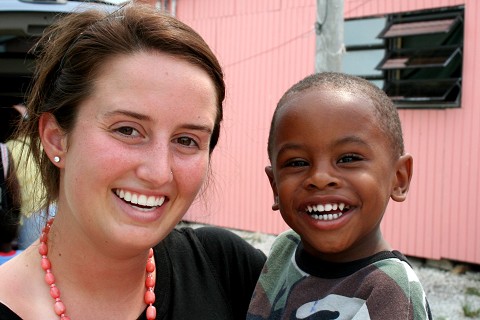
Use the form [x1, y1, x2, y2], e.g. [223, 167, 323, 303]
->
[114, 189, 166, 210]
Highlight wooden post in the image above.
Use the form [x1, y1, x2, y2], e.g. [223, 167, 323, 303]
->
[132, 0, 157, 6]
[315, 0, 344, 73]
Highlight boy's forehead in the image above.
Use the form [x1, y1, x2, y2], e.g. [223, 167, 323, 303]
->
[272, 88, 385, 144]
[277, 87, 374, 118]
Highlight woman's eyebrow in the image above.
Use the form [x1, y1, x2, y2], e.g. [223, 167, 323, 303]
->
[102, 110, 213, 133]
[102, 109, 151, 121]
[179, 123, 213, 134]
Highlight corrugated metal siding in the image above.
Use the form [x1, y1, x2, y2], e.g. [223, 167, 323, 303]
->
[177, 0, 480, 264]
[179, 0, 316, 234]
[344, 0, 479, 264]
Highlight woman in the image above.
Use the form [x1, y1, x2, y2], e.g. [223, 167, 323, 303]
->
[0, 4, 265, 319]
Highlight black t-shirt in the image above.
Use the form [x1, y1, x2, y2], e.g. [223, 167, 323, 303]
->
[0, 227, 267, 320]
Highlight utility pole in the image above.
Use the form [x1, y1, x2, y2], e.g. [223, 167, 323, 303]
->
[315, 0, 344, 73]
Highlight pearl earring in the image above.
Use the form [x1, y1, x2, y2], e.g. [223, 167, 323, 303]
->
[53, 156, 60, 163]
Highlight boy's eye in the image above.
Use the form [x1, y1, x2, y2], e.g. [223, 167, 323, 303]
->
[285, 159, 309, 167]
[338, 154, 362, 163]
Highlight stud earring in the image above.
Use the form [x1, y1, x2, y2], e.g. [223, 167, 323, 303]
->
[53, 156, 60, 163]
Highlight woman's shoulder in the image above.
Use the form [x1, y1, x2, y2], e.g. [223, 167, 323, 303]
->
[0, 302, 21, 320]
[0, 262, 20, 320]
[162, 225, 266, 267]
[168, 225, 264, 254]
[0, 248, 48, 319]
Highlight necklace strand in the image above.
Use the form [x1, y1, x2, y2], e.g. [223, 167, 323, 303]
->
[39, 218, 157, 319]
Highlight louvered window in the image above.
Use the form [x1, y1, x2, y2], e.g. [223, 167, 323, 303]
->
[377, 7, 464, 108]
[342, 6, 464, 109]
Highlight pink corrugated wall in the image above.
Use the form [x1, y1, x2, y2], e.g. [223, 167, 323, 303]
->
[179, 0, 315, 235]
[177, 0, 480, 264]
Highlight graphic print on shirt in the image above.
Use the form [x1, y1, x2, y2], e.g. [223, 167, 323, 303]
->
[293, 294, 369, 320]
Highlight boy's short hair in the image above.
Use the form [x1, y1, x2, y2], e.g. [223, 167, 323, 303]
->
[268, 72, 404, 160]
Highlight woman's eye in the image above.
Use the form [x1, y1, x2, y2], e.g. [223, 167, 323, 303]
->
[338, 154, 362, 163]
[116, 126, 140, 137]
[175, 136, 198, 147]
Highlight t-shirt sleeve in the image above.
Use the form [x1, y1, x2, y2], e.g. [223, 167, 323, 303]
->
[193, 227, 267, 319]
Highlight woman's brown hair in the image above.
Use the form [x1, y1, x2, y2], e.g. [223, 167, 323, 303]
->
[20, 4, 225, 212]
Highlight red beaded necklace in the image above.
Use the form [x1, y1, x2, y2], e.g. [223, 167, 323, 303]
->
[38, 218, 157, 319]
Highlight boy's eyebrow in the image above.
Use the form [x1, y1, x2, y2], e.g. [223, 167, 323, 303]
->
[276, 135, 370, 156]
[333, 135, 371, 148]
[276, 142, 304, 156]
[102, 109, 213, 133]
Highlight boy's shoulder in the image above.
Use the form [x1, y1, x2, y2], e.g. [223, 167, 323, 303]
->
[367, 251, 425, 296]
[271, 229, 300, 250]
[249, 248, 432, 319]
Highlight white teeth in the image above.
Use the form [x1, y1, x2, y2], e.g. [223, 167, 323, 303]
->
[146, 196, 155, 206]
[131, 194, 138, 204]
[311, 212, 343, 221]
[306, 202, 349, 221]
[310, 203, 347, 213]
[138, 195, 147, 205]
[115, 189, 165, 208]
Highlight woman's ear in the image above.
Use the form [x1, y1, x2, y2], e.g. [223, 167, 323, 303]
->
[391, 153, 413, 202]
[39, 113, 67, 167]
[265, 166, 279, 211]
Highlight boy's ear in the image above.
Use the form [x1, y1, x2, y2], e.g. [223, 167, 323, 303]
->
[265, 166, 279, 211]
[39, 113, 67, 167]
[391, 153, 413, 202]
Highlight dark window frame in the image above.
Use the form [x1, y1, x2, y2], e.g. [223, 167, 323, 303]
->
[377, 6, 464, 109]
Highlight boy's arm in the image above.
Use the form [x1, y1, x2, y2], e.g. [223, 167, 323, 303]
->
[366, 257, 433, 320]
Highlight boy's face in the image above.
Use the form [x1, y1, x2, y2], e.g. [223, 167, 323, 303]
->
[267, 88, 412, 262]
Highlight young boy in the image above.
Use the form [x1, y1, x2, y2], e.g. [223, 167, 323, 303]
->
[247, 72, 432, 319]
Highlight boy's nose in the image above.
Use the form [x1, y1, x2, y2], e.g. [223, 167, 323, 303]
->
[303, 164, 340, 190]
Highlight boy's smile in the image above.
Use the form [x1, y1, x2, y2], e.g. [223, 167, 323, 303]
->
[305, 202, 350, 221]
[267, 88, 411, 262]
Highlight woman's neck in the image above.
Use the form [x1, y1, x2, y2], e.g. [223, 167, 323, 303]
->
[41, 217, 153, 319]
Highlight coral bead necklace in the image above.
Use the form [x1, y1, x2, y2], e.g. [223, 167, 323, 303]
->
[38, 218, 157, 319]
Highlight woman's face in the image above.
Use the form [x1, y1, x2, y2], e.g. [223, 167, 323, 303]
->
[53, 51, 217, 251]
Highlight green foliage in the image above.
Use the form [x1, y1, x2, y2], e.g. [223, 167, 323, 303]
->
[466, 287, 480, 297]
[462, 301, 480, 318]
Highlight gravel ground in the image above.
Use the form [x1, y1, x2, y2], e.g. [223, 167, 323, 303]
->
[226, 227, 480, 320]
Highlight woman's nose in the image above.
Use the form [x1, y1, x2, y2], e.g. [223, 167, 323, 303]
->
[136, 142, 173, 186]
